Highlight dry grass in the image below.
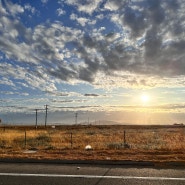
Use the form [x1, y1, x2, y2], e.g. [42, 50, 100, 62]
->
[0, 125, 185, 163]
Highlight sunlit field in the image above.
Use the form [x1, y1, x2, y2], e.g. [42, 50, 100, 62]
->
[0, 124, 184, 163]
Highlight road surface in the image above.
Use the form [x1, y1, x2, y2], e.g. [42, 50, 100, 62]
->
[0, 162, 184, 185]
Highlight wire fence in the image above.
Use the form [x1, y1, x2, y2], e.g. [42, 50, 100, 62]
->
[0, 126, 185, 151]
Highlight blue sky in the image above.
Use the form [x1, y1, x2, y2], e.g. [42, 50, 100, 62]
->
[0, 0, 185, 125]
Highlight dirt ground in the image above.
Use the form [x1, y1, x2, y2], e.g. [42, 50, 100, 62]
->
[0, 124, 185, 166]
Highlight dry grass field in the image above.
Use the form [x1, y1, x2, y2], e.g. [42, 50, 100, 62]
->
[0, 124, 185, 163]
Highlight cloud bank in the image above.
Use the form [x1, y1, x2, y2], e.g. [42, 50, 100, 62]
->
[0, 0, 185, 90]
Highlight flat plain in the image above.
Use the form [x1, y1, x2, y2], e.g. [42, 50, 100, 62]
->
[0, 124, 184, 164]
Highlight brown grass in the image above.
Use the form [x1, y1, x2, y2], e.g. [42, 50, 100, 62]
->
[0, 125, 185, 163]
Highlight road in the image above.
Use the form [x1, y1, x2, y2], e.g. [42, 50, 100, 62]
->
[0, 162, 184, 185]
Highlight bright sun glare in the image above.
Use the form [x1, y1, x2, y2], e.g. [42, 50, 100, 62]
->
[141, 94, 150, 104]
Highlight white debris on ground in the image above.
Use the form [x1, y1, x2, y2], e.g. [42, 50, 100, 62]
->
[23, 150, 37, 154]
[85, 145, 92, 150]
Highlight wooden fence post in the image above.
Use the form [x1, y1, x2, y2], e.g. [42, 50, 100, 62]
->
[124, 130, 126, 145]
[70, 132, 73, 149]
[24, 131, 27, 149]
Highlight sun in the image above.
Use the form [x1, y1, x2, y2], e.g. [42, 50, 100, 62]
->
[141, 94, 150, 104]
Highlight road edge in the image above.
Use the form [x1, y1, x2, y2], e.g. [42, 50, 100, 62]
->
[0, 158, 185, 168]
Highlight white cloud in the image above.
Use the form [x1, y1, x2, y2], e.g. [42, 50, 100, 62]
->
[44, 83, 57, 92]
[77, 17, 89, 26]
[70, 13, 89, 26]
[0, 62, 57, 93]
[41, 0, 49, 4]
[96, 14, 104, 20]
[66, 0, 102, 15]
[104, 0, 120, 11]
[24, 4, 36, 14]
[70, 13, 76, 20]
[0, 77, 15, 87]
[0, 1, 7, 15]
[5, 1, 24, 16]
[56, 8, 66, 16]
[0, 63, 25, 80]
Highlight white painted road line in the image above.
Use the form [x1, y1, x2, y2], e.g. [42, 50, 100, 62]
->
[0, 173, 184, 181]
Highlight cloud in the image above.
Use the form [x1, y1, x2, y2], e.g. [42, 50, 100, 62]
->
[0, 62, 57, 92]
[0, 77, 15, 87]
[0, 90, 29, 96]
[41, 0, 49, 4]
[51, 99, 87, 103]
[50, 105, 101, 111]
[77, 0, 185, 82]
[4, 1, 24, 16]
[52, 99, 73, 103]
[104, 0, 128, 11]
[65, 0, 102, 15]
[56, 8, 66, 16]
[46, 90, 83, 98]
[0, 1, 7, 15]
[24, 4, 36, 14]
[0, 0, 185, 90]
[84, 94, 99, 97]
[104, 103, 185, 113]
[70, 13, 89, 26]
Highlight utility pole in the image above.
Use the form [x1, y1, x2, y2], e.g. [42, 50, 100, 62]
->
[44, 104, 48, 128]
[75, 112, 78, 125]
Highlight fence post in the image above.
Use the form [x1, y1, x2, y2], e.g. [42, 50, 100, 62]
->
[24, 131, 27, 149]
[70, 132, 73, 149]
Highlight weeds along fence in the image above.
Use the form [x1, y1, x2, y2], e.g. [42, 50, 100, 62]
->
[0, 126, 185, 151]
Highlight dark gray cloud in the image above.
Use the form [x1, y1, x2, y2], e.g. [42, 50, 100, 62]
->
[52, 99, 73, 103]
[123, 7, 147, 37]
[84, 93, 99, 97]
[67, 0, 184, 83]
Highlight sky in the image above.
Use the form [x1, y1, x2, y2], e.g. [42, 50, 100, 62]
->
[0, 0, 185, 125]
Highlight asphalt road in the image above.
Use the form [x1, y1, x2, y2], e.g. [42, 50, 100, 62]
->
[0, 162, 184, 185]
